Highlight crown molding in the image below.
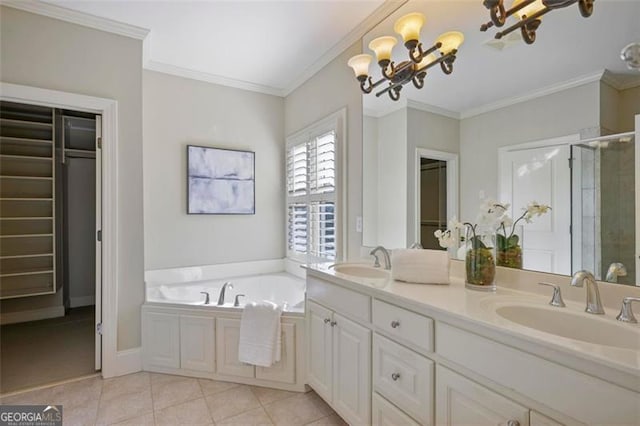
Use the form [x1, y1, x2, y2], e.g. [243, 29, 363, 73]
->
[406, 99, 460, 120]
[1, 0, 150, 40]
[600, 69, 640, 91]
[282, 0, 408, 97]
[363, 98, 407, 118]
[459, 70, 606, 119]
[145, 61, 284, 97]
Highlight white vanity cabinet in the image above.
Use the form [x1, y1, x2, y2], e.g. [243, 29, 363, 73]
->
[180, 315, 215, 372]
[306, 279, 372, 426]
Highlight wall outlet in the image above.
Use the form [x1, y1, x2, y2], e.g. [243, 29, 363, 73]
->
[356, 216, 363, 233]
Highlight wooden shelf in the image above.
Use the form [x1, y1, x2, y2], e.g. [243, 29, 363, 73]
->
[1, 268, 54, 278]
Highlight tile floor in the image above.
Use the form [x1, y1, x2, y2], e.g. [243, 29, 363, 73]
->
[0, 372, 347, 426]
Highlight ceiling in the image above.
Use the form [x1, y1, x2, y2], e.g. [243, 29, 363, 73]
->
[27, 0, 640, 114]
[362, 0, 640, 116]
[41, 0, 387, 95]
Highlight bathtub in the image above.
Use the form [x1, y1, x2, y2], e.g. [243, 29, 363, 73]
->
[146, 271, 306, 313]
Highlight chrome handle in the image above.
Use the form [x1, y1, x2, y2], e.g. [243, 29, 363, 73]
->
[538, 282, 565, 307]
[391, 372, 400, 381]
[324, 318, 331, 324]
[391, 320, 400, 329]
[506, 420, 520, 426]
[234, 294, 245, 307]
[199, 291, 210, 305]
[330, 321, 337, 327]
[616, 296, 640, 323]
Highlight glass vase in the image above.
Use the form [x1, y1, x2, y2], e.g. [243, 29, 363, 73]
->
[496, 224, 523, 269]
[464, 226, 496, 291]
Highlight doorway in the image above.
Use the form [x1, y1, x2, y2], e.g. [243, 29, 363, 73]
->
[0, 101, 102, 393]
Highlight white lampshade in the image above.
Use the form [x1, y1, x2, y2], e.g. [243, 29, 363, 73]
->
[394, 12, 426, 44]
[436, 31, 464, 55]
[512, 0, 546, 20]
[347, 54, 372, 78]
[417, 53, 437, 70]
[368, 36, 398, 64]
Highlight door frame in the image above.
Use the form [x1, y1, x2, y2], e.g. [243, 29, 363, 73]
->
[414, 148, 458, 246]
[1, 82, 119, 377]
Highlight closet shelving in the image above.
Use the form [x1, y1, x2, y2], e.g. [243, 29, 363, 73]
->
[0, 102, 56, 299]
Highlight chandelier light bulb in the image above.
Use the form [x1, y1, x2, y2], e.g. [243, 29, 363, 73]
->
[436, 31, 465, 55]
[512, 0, 546, 20]
[369, 36, 398, 65]
[347, 54, 372, 79]
[394, 12, 426, 47]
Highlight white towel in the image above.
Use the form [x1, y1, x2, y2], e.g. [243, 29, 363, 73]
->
[391, 249, 450, 285]
[238, 301, 283, 367]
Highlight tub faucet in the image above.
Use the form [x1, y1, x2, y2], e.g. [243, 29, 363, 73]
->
[200, 291, 210, 305]
[570, 270, 605, 314]
[370, 246, 391, 270]
[217, 282, 233, 306]
[605, 262, 627, 283]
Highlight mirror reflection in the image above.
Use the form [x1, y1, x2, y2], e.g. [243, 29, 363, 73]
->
[360, 0, 640, 285]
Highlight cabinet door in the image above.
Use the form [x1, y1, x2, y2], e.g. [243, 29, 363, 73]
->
[215, 318, 254, 378]
[143, 311, 180, 369]
[530, 411, 563, 426]
[256, 322, 295, 384]
[332, 313, 371, 426]
[180, 315, 215, 372]
[373, 393, 421, 426]
[307, 301, 333, 401]
[436, 366, 529, 426]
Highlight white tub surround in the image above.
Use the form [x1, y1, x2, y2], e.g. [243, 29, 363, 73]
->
[141, 260, 307, 392]
[305, 261, 640, 426]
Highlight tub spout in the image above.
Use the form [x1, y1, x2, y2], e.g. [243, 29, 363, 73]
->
[217, 282, 233, 306]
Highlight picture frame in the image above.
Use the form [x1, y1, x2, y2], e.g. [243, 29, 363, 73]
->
[187, 145, 255, 215]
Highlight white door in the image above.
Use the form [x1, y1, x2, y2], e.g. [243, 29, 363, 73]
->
[255, 322, 295, 384]
[180, 315, 215, 372]
[307, 301, 333, 401]
[143, 312, 180, 369]
[332, 313, 371, 426]
[499, 142, 572, 274]
[215, 318, 254, 378]
[95, 115, 102, 370]
[436, 366, 529, 426]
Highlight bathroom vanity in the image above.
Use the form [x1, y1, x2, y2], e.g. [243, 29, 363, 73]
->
[304, 262, 640, 426]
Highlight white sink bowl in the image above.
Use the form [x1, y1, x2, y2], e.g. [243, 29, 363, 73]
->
[330, 264, 390, 279]
[496, 305, 640, 350]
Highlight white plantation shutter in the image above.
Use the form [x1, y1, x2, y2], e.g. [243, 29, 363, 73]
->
[286, 128, 338, 262]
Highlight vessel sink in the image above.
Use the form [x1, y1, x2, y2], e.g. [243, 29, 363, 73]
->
[330, 263, 389, 279]
[496, 305, 640, 350]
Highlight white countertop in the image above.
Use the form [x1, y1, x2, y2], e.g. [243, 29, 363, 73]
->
[305, 262, 640, 392]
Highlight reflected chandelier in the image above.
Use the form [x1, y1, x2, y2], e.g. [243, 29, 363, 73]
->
[480, 0, 594, 44]
[347, 12, 464, 101]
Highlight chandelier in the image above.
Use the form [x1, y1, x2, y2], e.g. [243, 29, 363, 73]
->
[480, 0, 594, 44]
[347, 13, 464, 101]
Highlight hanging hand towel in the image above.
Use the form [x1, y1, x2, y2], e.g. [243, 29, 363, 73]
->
[238, 301, 283, 367]
[391, 249, 450, 284]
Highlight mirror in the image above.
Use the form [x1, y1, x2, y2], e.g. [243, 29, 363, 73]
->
[360, 0, 640, 285]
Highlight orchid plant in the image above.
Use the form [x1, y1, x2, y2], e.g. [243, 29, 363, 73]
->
[496, 201, 552, 251]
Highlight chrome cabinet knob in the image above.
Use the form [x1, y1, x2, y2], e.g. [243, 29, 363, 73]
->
[324, 318, 331, 324]
[391, 320, 400, 329]
[616, 296, 640, 323]
[538, 282, 565, 307]
[330, 321, 337, 327]
[506, 420, 520, 426]
[391, 372, 400, 381]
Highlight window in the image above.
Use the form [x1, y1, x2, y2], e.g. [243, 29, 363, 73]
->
[286, 112, 343, 263]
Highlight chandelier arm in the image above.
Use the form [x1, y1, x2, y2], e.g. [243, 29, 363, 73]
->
[388, 87, 401, 101]
[359, 77, 374, 94]
[416, 50, 456, 74]
[381, 62, 397, 80]
[494, 7, 550, 40]
[412, 74, 425, 89]
[481, 0, 537, 31]
[374, 84, 395, 98]
[409, 43, 425, 63]
[577, 0, 594, 17]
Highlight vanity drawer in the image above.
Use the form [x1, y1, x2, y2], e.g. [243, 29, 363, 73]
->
[372, 392, 421, 426]
[372, 299, 433, 352]
[307, 276, 370, 323]
[373, 334, 433, 425]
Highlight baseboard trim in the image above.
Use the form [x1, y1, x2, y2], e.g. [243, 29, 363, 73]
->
[70, 295, 95, 308]
[0, 306, 65, 325]
[108, 347, 142, 378]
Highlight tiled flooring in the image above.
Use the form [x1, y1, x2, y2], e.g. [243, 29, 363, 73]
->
[0, 372, 347, 426]
[0, 306, 96, 393]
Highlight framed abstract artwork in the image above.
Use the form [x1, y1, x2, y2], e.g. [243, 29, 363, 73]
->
[187, 145, 255, 214]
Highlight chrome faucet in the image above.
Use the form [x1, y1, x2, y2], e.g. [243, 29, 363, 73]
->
[616, 297, 640, 323]
[370, 246, 391, 270]
[200, 291, 210, 305]
[217, 281, 233, 306]
[605, 262, 627, 283]
[570, 270, 605, 314]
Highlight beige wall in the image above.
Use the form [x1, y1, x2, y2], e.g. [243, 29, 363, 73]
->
[285, 41, 363, 260]
[143, 70, 285, 268]
[619, 85, 640, 132]
[0, 7, 144, 350]
[459, 81, 601, 220]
